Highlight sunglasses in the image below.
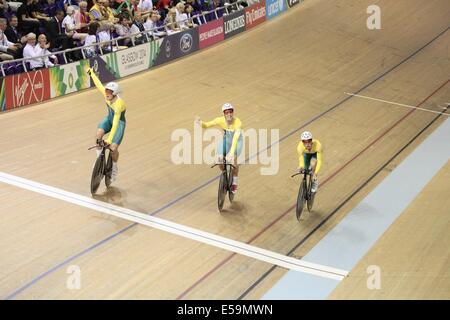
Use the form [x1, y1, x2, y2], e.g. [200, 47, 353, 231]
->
[302, 139, 312, 143]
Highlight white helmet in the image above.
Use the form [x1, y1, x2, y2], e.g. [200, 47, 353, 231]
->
[105, 82, 120, 95]
[301, 131, 313, 141]
[222, 103, 234, 112]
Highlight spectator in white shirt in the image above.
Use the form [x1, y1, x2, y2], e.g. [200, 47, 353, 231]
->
[0, 29, 18, 61]
[175, 3, 190, 31]
[144, 12, 166, 39]
[36, 34, 58, 66]
[114, 15, 132, 47]
[23, 33, 57, 70]
[83, 22, 96, 57]
[165, 8, 181, 35]
[137, 0, 153, 19]
[138, 0, 153, 12]
[62, 6, 88, 43]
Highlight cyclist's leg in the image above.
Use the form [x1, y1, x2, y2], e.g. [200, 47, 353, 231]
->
[309, 154, 319, 192]
[304, 153, 312, 172]
[216, 138, 225, 171]
[109, 120, 125, 181]
[231, 135, 243, 193]
[232, 135, 243, 178]
[96, 117, 111, 157]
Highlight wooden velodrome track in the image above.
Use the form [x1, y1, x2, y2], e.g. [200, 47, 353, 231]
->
[0, 0, 449, 299]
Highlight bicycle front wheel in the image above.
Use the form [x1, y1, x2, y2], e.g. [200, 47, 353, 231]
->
[104, 151, 113, 188]
[227, 166, 234, 203]
[218, 171, 227, 212]
[91, 155, 105, 195]
[296, 182, 306, 221]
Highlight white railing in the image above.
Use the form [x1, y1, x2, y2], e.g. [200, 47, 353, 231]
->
[0, 0, 253, 76]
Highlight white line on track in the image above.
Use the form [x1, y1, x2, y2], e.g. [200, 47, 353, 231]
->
[0, 171, 348, 281]
[345, 92, 450, 116]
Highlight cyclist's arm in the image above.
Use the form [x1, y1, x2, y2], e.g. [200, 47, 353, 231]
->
[87, 68, 106, 97]
[105, 101, 125, 145]
[297, 142, 305, 168]
[229, 130, 241, 155]
[229, 119, 242, 155]
[201, 117, 219, 128]
[314, 142, 323, 174]
[315, 151, 322, 173]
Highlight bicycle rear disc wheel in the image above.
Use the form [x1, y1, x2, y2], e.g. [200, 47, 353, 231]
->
[296, 182, 306, 221]
[91, 155, 105, 195]
[218, 171, 227, 212]
[104, 151, 113, 187]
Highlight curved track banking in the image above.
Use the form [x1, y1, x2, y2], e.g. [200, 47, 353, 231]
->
[0, 0, 449, 299]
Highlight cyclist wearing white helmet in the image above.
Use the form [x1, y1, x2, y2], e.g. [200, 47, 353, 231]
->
[297, 131, 322, 193]
[195, 103, 243, 194]
[87, 68, 127, 183]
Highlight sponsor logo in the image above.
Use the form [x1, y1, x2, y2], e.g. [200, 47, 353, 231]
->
[6, 69, 50, 109]
[119, 48, 148, 70]
[180, 33, 193, 53]
[268, 0, 285, 15]
[199, 26, 224, 41]
[246, 6, 266, 25]
[165, 39, 171, 58]
[224, 15, 245, 34]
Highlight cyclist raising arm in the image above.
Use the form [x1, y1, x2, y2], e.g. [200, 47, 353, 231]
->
[297, 131, 322, 193]
[196, 103, 243, 194]
[87, 68, 126, 183]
